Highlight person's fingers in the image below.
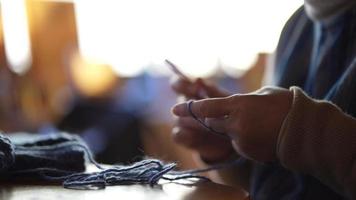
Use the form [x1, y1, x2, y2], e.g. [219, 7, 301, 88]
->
[176, 116, 230, 136]
[172, 97, 233, 118]
[196, 78, 230, 98]
[170, 76, 199, 98]
[205, 117, 229, 133]
[171, 76, 230, 99]
[176, 117, 203, 130]
[171, 125, 234, 161]
[171, 126, 230, 150]
[171, 126, 205, 148]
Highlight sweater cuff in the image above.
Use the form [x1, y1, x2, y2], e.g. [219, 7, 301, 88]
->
[271, 86, 356, 197]
[276, 86, 325, 169]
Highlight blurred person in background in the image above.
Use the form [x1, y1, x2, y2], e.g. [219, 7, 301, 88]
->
[171, 1, 356, 199]
[56, 55, 144, 164]
[56, 79, 144, 164]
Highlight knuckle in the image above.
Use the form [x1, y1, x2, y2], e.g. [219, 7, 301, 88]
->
[259, 86, 270, 92]
[239, 95, 259, 109]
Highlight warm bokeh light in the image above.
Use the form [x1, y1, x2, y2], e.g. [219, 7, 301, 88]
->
[1, 0, 32, 75]
[0, 0, 303, 77]
[74, 0, 303, 77]
[70, 54, 119, 98]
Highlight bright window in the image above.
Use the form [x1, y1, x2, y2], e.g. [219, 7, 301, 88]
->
[74, 0, 303, 77]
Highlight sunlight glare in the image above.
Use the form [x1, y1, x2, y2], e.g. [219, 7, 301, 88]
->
[74, 0, 303, 77]
[1, 0, 32, 75]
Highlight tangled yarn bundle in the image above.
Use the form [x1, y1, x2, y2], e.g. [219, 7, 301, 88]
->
[0, 134, 15, 171]
[0, 132, 239, 190]
[0, 133, 86, 181]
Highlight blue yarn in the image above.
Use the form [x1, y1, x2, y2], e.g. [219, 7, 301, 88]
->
[0, 133, 87, 180]
[59, 158, 242, 190]
[0, 134, 14, 171]
[61, 160, 178, 189]
[187, 100, 229, 139]
[0, 132, 241, 190]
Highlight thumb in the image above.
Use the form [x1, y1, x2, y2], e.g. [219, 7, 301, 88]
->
[172, 97, 232, 118]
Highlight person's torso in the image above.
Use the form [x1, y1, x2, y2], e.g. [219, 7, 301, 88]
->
[251, 5, 356, 200]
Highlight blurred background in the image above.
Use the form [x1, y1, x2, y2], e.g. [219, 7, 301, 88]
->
[0, 0, 302, 168]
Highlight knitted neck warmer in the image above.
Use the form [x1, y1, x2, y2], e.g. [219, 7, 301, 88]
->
[304, 0, 356, 21]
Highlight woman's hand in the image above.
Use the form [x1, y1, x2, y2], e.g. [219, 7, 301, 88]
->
[170, 77, 230, 99]
[170, 77, 234, 162]
[172, 86, 293, 162]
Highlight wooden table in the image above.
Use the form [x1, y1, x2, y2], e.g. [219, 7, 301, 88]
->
[0, 180, 248, 200]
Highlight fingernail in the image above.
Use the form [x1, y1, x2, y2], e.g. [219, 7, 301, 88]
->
[171, 103, 185, 115]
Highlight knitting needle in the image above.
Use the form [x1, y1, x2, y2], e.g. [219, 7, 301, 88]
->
[165, 59, 192, 82]
[165, 59, 207, 99]
[166, 60, 227, 136]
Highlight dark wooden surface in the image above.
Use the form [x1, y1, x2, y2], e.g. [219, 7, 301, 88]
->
[0, 180, 248, 200]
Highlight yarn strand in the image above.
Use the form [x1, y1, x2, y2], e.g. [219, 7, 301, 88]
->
[187, 100, 229, 139]
[0, 132, 241, 190]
